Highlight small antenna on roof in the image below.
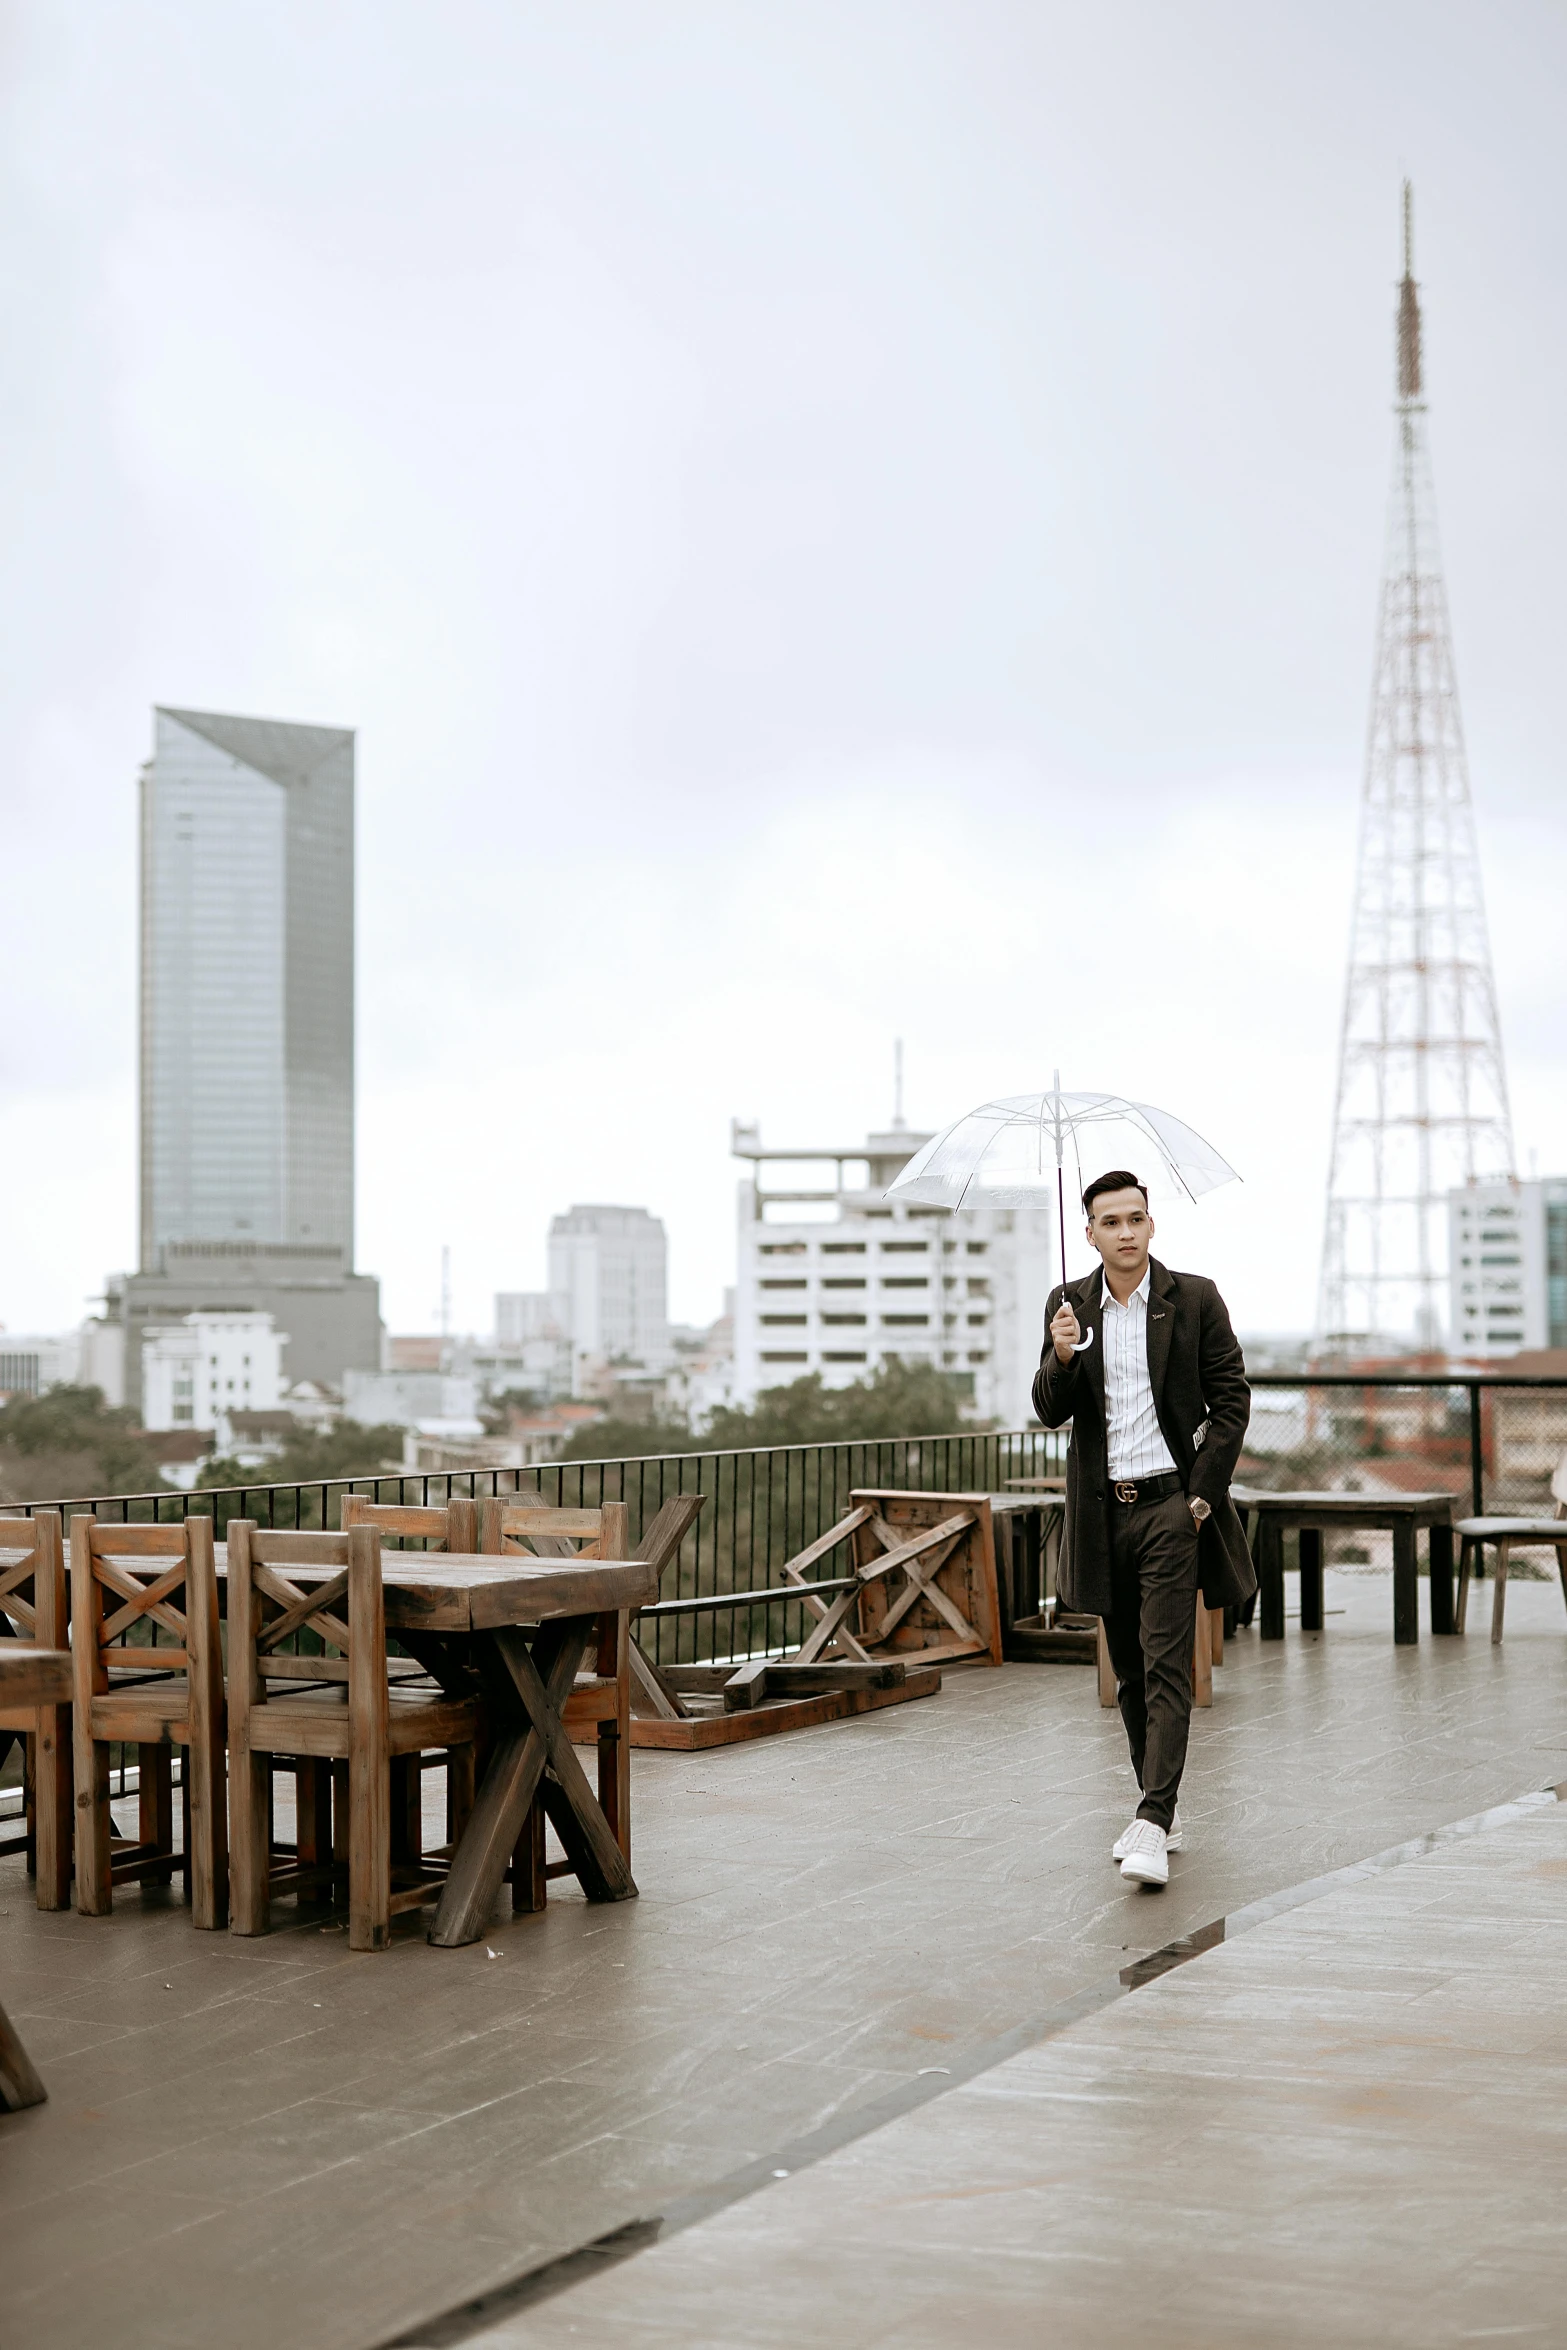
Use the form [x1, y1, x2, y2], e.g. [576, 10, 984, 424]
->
[892, 1039, 906, 1130]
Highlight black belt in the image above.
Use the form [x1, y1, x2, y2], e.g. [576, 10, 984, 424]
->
[1108, 1471, 1185, 1508]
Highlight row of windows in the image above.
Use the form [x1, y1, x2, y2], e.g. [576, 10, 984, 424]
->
[760, 1348, 991, 1366]
[760, 1311, 988, 1327]
[756, 1240, 989, 1258]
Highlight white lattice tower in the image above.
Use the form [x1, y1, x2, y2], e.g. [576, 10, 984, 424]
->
[1318, 186, 1514, 1353]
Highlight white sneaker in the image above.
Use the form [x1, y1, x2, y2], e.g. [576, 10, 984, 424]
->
[1112, 1806, 1181, 1860]
[1118, 1819, 1169, 1887]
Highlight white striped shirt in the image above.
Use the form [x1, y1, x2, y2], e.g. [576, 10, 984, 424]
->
[1101, 1267, 1178, 1480]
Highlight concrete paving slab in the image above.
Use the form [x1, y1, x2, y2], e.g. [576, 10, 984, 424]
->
[3, 1569, 1566, 2350]
[481, 1802, 1567, 2350]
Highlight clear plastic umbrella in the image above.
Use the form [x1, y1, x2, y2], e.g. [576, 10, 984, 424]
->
[885, 1071, 1239, 1287]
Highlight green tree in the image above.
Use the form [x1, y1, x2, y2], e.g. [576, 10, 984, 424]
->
[705, 1359, 985, 1450]
[198, 1419, 406, 1493]
[556, 1414, 704, 1462]
[0, 1384, 168, 1505]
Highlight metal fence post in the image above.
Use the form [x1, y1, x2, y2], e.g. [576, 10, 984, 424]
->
[1468, 1383, 1484, 1520]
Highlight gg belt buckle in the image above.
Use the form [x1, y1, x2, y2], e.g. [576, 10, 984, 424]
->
[1114, 1480, 1138, 1505]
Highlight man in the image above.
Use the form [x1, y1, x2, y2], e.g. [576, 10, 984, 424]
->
[1033, 1171, 1253, 1888]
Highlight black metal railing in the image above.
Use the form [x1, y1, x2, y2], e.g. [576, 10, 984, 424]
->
[1242, 1373, 1567, 1526]
[7, 1377, 1565, 1683]
[6, 1427, 1064, 1673]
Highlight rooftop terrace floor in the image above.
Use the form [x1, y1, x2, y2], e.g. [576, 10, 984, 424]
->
[4, 1569, 1566, 2350]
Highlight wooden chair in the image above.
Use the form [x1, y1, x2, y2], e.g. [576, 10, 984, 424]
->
[1455, 1502, 1567, 1643]
[340, 1496, 479, 1852]
[479, 1495, 631, 1905]
[227, 1523, 480, 1951]
[0, 1646, 71, 2110]
[69, 1515, 227, 1926]
[0, 1513, 72, 1910]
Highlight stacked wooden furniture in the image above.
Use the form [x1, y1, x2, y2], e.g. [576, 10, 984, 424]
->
[228, 1523, 482, 1951]
[0, 1512, 72, 1910]
[70, 1516, 227, 1926]
[631, 1488, 996, 1750]
[0, 1645, 71, 2112]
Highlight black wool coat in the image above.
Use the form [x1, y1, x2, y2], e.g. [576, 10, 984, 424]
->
[1031, 1258, 1256, 1619]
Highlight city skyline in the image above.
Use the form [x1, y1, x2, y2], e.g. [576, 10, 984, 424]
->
[2, 8, 1565, 1347]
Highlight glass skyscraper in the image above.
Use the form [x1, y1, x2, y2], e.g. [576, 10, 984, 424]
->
[141, 706, 355, 1263]
[118, 708, 380, 1413]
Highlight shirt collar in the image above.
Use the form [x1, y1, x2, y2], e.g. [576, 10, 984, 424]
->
[1101, 1265, 1151, 1311]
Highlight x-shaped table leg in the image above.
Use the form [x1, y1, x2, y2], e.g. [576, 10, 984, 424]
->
[429, 1615, 636, 1948]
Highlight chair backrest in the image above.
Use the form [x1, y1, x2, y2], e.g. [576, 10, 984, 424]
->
[68, 1514, 221, 1713]
[226, 1523, 385, 1694]
[341, 1495, 477, 1550]
[0, 1511, 66, 1653]
[1551, 1446, 1567, 1517]
[479, 1495, 630, 1562]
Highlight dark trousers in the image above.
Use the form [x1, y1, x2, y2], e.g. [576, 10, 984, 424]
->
[1102, 1490, 1200, 1832]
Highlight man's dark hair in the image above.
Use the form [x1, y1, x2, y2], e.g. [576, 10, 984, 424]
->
[1082, 1169, 1149, 1217]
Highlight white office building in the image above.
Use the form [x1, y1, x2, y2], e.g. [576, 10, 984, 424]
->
[547, 1207, 670, 1390]
[1449, 1177, 1567, 1356]
[140, 1310, 285, 1433]
[731, 1120, 1055, 1425]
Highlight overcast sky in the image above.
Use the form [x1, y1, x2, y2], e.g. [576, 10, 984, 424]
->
[2, 1, 1564, 1343]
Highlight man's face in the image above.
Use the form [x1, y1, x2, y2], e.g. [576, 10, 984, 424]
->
[1085, 1187, 1154, 1279]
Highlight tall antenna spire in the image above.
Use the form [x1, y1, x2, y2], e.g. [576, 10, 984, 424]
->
[892, 1038, 906, 1130]
[1317, 187, 1514, 1354]
[1397, 177, 1421, 401]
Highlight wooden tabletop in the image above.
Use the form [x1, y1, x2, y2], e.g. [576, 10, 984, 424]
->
[213, 1546, 660, 1633]
[1232, 1488, 1455, 1519]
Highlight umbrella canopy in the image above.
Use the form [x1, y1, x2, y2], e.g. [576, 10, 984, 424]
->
[886, 1079, 1239, 1293]
[887, 1086, 1239, 1213]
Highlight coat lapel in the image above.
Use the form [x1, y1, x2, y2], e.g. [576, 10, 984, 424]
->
[1074, 1267, 1105, 1413]
[1145, 1257, 1176, 1402]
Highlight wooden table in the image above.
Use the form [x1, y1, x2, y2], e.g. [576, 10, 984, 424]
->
[0, 1648, 70, 2111]
[215, 1546, 660, 1947]
[1232, 1489, 1456, 1646]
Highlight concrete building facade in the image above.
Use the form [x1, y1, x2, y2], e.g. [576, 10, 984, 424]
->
[730, 1121, 1054, 1425]
[547, 1206, 670, 1390]
[118, 708, 381, 1412]
[1449, 1177, 1567, 1356]
[140, 1309, 285, 1433]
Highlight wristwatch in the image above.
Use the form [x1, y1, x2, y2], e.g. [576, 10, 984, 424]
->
[1188, 1496, 1212, 1524]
